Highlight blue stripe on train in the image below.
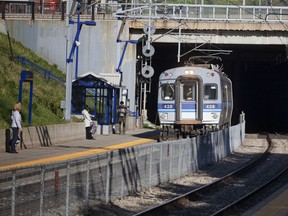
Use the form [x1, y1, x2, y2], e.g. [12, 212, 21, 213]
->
[158, 103, 222, 109]
[158, 110, 221, 112]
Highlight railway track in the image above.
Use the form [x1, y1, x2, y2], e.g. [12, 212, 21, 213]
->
[1, 134, 288, 215]
[134, 133, 288, 216]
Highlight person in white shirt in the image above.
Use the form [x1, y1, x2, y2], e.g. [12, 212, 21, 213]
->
[82, 105, 94, 140]
[10, 102, 22, 153]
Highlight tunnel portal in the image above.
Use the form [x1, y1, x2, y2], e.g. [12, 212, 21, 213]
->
[139, 43, 288, 133]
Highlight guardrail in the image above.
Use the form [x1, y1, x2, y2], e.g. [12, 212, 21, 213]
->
[15, 56, 65, 84]
[115, 4, 288, 22]
[1, 3, 288, 23]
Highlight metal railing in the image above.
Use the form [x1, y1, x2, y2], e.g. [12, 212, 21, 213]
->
[1, 3, 288, 23]
[0, 122, 245, 215]
[15, 56, 65, 84]
[115, 3, 288, 22]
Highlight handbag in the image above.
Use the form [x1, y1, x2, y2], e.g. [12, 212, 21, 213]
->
[90, 121, 97, 134]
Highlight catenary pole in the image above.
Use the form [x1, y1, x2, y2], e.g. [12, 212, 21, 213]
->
[65, 0, 72, 120]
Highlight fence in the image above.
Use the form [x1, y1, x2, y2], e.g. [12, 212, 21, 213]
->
[2, 2, 288, 23]
[15, 56, 65, 85]
[0, 121, 245, 215]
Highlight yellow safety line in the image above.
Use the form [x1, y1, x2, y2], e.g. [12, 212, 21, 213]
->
[0, 138, 154, 171]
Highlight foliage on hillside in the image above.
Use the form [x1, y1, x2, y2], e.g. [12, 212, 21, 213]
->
[0, 32, 67, 129]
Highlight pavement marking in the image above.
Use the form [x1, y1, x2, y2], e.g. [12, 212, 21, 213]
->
[0, 138, 154, 171]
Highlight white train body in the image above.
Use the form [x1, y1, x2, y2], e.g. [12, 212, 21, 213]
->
[157, 64, 233, 138]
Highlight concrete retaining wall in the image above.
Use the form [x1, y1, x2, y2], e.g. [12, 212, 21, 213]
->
[0, 116, 138, 152]
[0, 123, 84, 152]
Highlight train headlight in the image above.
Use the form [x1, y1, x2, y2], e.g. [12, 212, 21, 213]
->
[160, 113, 168, 119]
[212, 113, 218, 119]
[185, 70, 194, 75]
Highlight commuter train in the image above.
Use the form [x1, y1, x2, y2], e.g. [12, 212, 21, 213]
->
[157, 56, 233, 141]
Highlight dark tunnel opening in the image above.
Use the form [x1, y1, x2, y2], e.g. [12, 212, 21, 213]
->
[137, 43, 288, 134]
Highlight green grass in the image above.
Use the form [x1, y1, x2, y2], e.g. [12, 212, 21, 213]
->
[0, 32, 67, 129]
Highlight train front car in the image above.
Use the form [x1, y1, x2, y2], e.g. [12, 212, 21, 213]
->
[157, 64, 233, 141]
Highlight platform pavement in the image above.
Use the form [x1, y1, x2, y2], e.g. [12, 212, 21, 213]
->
[0, 128, 159, 170]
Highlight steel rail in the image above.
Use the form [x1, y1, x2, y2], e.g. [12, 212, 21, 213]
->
[134, 133, 273, 216]
[211, 134, 288, 216]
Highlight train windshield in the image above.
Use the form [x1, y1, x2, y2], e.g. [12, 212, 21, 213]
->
[184, 83, 196, 101]
[161, 83, 174, 101]
[204, 84, 218, 100]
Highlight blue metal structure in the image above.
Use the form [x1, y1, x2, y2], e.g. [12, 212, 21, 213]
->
[18, 70, 33, 125]
[72, 73, 119, 125]
[116, 39, 139, 86]
[66, 4, 96, 79]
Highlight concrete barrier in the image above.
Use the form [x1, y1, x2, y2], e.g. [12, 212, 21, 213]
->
[0, 123, 84, 152]
[0, 116, 141, 152]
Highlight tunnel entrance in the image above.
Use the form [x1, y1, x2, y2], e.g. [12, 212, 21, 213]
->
[138, 43, 288, 133]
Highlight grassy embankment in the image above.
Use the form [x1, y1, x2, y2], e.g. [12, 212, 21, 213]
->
[0, 32, 68, 129]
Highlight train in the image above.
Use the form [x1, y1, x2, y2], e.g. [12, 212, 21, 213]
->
[157, 56, 233, 141]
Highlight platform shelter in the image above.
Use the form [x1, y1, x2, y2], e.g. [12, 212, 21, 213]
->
[71, 72, 120, 133]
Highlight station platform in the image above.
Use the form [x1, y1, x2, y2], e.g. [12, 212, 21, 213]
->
[0, 128, 159, 171]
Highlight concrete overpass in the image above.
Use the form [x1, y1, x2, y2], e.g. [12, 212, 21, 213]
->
[1, 3, 288, 126]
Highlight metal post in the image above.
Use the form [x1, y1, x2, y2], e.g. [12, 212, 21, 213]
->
[149, 145, 153, 188]
[65, 162, 71, 216]
[11, 171, 16, 216]
[147, 0, 152, 51]
[105, 152, 111, 203]
[177, 26, 181, 62]
[65, 0, 72, 120]
[160, 144, 162, 180]
[85, 160, 90, 214]
[142, 82, 147, 119]
[169, 143, 172, 180]
[18, 79, 23, 103]
[39, 167, 45, 216]
[178, 142, 181, 178]
[75, 12, 80, 79]
[28, 80, 33, 125]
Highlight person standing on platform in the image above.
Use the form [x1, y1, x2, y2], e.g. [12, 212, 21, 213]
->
[10, 102, 22, 153]
[82, 105, 94, 140]
[117, 101, 127, 135]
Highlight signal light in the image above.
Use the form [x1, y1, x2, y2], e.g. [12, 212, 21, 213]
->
[164, 73, 172, 77]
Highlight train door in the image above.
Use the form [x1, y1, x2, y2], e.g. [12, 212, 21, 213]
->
[175, 77, 203, 123]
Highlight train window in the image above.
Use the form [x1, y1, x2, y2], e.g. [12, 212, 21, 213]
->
[184, 84, 196, 101]
[204, 84, 217, 100]
[161, 83, 174, 101]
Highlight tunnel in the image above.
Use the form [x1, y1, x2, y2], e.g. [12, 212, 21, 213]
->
[137, 43, 288, 134]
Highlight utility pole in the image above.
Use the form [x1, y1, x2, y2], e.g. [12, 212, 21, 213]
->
[65, 0, 72, 121]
